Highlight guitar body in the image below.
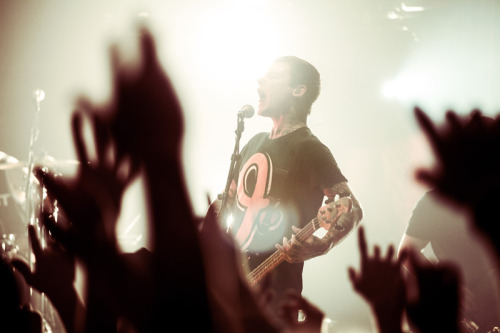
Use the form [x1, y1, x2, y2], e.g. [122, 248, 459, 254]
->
[246, 196, 353, 286]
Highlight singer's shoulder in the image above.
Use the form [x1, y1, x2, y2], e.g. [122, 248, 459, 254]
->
[244, 132, 269, 147]
[251, 132, 270, 141]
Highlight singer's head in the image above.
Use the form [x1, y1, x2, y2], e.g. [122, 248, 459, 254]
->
[257, 56, 320, 122]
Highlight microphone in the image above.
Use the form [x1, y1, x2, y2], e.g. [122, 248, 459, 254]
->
[237, 105, 255, 118]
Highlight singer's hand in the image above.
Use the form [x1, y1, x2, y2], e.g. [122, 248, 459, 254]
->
[276, 226, 326, 263]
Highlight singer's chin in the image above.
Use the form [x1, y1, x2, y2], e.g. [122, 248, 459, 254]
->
[256, 105, 266, 116]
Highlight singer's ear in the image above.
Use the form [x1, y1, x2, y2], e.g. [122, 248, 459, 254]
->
[293, 85, 306, 97]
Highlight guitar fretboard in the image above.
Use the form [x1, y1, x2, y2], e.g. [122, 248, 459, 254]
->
[247, 217, 321, 286]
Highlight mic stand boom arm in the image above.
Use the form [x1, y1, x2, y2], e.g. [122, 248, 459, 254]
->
[218, 115, 246, 230]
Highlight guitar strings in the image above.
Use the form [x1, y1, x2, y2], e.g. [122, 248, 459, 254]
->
[247, 217, 320, 285]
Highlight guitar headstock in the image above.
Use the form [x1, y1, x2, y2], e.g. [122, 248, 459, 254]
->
[318, 196, 352, 231]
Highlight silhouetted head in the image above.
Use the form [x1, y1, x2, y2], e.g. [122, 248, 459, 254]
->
[257, 56, 320, 121]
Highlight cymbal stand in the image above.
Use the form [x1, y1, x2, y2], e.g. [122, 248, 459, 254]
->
[25, 89, 50, 329]
[25, 89, 44, 253]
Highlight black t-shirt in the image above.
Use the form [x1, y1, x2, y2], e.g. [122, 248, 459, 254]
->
[405, 190, 500, 329]
[405, 190, 496, 287]
[229, 127, 346, 295]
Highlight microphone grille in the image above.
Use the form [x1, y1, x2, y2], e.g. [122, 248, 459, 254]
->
[240, 105, 255, 118]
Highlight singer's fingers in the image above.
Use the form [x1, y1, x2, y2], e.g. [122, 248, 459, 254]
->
[291, 225, 302, 234]
[282, 237, 290, 249]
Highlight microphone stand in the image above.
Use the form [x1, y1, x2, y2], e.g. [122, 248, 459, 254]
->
[219, 114, 247, 231]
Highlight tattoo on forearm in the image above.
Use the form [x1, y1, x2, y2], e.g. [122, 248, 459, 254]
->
[321, 182, 363, 254]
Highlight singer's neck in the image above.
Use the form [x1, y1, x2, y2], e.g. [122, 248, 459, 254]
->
[269, 114, 306, 139]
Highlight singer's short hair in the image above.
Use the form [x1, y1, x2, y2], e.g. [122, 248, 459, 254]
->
[273, 56, 321, 118]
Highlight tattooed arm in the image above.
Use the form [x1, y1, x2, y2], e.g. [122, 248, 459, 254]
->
[277, 181, 363, 263]
[321, 181, 363, 252]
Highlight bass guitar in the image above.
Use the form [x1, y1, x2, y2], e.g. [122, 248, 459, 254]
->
[246, 196, 353, 286]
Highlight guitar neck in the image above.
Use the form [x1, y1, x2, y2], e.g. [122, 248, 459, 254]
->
[247, 217, 320, 286]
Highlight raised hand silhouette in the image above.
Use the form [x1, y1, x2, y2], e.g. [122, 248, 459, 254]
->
[33, 110, 148, 332]
[11, 221, 84, 333]
[0, 257, 43, 333]
[27, 25, 194, 332]
[200, 203, 278, 333]
[405, 249, 461, 333]
[414, 106, 500, 257]
[348, 226, 407, 333]
[277, 290, 324, 333]
[34, 110, 134, 260]
[66, 25, 210, 332]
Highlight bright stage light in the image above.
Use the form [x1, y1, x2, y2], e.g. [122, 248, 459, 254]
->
[174, 1, 286, 215]
[382, 71, 437, 102]
[225, 213, 234, 231]
[189, 1, 282, 85]
[401, 2, 424, 12]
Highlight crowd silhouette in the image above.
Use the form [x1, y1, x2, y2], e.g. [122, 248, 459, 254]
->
[1, 25, 500, 332]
